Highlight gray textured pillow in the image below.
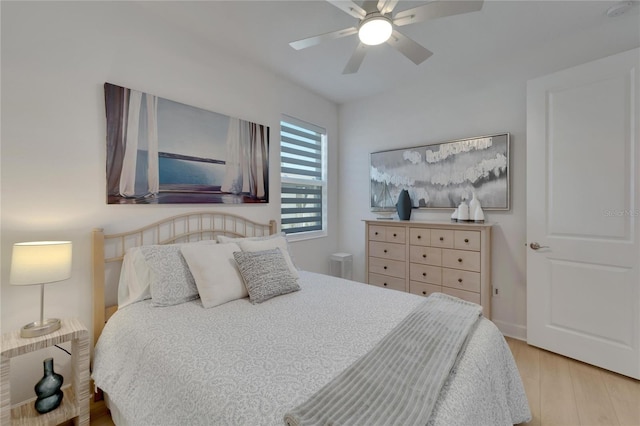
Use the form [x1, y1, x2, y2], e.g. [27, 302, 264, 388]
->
[140, 245, 199, 307]
[233, 248, 300, 304]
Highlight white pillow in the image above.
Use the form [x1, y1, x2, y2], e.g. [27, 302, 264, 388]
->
[237, 236, 299, 278]
[117, 247, 152, 309]
[117, 240, 216, 309]
[180, 243, 247, 308]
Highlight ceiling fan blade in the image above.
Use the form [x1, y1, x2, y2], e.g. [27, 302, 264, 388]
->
[290, 27, 358, 50]
[343, 43, 367, 74]
[393, 0, 483, 27]
[387, 30, 433, 65]
[377, 0, 400, 15]
[326, 0, 367, 20]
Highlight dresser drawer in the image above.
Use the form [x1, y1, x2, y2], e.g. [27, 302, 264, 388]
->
[409, 246, 442, 266]
[409, 281, 442, 298]
[409, 264, 442, 285]
[442, 268, 480, 293]
[454, 230, 480, 251]
[385, 227, 406, 244]
[430, 229, 454, 248]
[369, 257, 406, 278]
[369, 225, 406, 243]
[409, 228, 430, 246]
[369, 241, 405, 261]
[369, 273, 406, 292]
[442, 287, 481, 305]
[368, 225, 387, 242]
[442, 249, 481, 272]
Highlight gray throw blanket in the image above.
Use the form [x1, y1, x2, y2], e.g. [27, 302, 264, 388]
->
[283, 293, 482, 426]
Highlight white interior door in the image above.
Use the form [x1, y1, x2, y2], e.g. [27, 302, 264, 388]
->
[526, 48, 640, 379]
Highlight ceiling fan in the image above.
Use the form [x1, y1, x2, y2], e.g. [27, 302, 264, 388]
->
[289, 0, 484, 74]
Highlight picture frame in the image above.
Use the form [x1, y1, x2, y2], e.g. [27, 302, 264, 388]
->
[370, 133, 510, 211]
[104, 83, 269, 205]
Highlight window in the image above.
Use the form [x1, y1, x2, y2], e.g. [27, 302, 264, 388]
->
[280, 116, 327, 237]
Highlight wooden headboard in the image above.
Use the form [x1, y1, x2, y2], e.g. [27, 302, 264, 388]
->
[92, 211, 277, 347]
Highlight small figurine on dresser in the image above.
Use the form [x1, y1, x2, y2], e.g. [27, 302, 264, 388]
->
[470, 192, 485, 223]
[453, 193, 485, 223]
[457, 198, 470, 221]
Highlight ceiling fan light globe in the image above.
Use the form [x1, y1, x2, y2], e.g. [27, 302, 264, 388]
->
[358, 16, 392, 45]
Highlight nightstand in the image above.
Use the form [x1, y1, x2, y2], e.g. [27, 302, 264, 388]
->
[1, 318, 90, 426]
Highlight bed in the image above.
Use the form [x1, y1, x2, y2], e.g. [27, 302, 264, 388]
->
[91, 211, 531, 426]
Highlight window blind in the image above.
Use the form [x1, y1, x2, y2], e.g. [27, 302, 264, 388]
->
[280, 118, 326, 235]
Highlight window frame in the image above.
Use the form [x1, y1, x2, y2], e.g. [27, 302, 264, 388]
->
[280, 115, 327, 241]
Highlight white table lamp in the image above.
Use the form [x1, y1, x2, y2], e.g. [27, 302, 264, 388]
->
[10, 241, 72, 338]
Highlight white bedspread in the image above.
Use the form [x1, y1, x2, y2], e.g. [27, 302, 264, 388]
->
[92, 271, 530, 426]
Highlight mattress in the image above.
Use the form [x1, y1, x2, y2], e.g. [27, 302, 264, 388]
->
[92, 271, 530, 425]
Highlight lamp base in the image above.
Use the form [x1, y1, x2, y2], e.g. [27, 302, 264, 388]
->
[20, 318, 61, 338]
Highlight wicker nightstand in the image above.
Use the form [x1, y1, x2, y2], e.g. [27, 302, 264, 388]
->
[1, 318, 90, 426]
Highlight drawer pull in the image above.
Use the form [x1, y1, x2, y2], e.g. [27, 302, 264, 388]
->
[422, 254, 427, 258]
[422, 272, 427, 277]
[464, 238, 469, 243]
[458, 278, 463, 283]
[383, 249, 388, 253]
[383, 266, 387, 270]
[383, 283, 388, 286]
[439, 237, 444, 241]
[422, 291, 426, 295]
[417, 235, 422, 239]
[458, 258, 463, 263]
[393, 233, 397, 237]
[375, 232, 379, 235]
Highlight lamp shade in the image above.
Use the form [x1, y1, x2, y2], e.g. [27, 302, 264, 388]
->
[10, 241, 72, 286]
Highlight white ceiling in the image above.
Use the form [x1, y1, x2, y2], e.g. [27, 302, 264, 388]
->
[137, 1, 640, 104]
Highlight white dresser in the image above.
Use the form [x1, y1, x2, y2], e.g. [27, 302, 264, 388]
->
[365, 220, 493, 318]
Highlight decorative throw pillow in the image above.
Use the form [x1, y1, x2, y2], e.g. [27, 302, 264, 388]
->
[236, 236, 299, 278]
[181, 243, 247, 308]
[140, 245, 199, 307]
[233, 248, 300, 304]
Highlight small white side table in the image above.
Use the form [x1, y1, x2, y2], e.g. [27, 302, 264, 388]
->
[1, 318, 90, 426]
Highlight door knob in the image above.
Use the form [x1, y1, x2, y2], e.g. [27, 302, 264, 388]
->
[529, 242, 549, 250]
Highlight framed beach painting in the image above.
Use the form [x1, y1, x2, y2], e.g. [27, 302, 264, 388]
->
[370, 133, 510, 211]
[104, 83, 269, 204]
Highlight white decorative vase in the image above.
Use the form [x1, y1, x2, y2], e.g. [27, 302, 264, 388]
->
[451, 208, 459, 222]
[457, 200, 469, 221]
[474, 205, 485, 223]
[469, 192, 480, 219]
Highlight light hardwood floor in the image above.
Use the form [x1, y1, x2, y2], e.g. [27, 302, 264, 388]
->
[508, 337, 640, 426]
[86, 338, 639, 426]
[87, 399, 114, 426]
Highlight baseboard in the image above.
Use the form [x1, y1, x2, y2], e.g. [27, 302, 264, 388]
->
[493, 319, 527, 341]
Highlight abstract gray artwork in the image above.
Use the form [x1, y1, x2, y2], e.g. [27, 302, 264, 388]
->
[370, 134, 509, 211]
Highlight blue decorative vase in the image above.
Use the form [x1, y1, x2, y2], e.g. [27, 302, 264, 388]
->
[396, 189, 412, 221]
[34, 358, 64, 414]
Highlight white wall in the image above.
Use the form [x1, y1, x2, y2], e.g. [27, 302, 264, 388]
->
[337, 18, 640, 339]
[1, 1, 338, 403]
